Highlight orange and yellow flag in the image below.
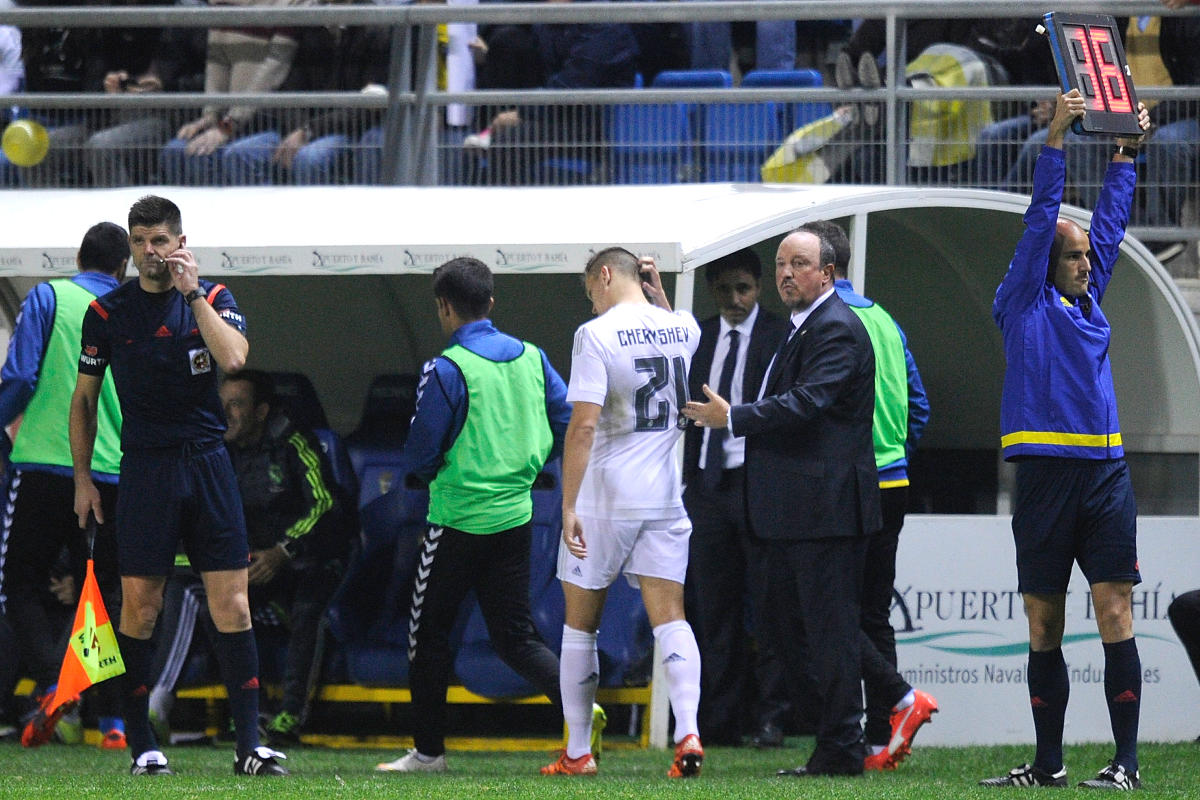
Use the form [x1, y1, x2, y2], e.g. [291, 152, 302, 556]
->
[47, 559, 125, 714]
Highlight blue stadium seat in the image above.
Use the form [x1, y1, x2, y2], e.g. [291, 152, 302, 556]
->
[651, 70, 733, 90]
[607, 102, 692, 184]
[540, 156, 595, 185]
[702, 100, 784, 182]
[345, 373, 418, 507]
[312, 427, 360, 508]
[742, 68, 831, 130]
[703, 69, 830, 182]
[326, 483, 429, 685]
[346, 373, 419, 454]
[605, 70, 732, 185]
[353, 452, 407, 508]
[269, 370, 329, 431]
[741, 68, 822, 88]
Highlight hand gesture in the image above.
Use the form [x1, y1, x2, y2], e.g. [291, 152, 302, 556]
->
[129, 73, 164, 94]
[103, 71, 129, 94]
[1116, 102, 1151, 148]
[639, 256, 671, 311]
[247, 546, 288, 585]
[681, 384, 731, 428]
[562, 509, 588, 560]
[185, 127, 229, 157]
[164, 246, 200, 294]
[273, 127, 310, 169]
[177, 116, 213, 141]
[74, 480, 103, 528]
[1047, 90, 1086, 148]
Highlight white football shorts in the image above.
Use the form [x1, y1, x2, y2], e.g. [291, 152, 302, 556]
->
[557, 514, 692, 590]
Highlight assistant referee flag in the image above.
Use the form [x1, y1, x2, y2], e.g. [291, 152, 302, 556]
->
[47, 558, 125, 714]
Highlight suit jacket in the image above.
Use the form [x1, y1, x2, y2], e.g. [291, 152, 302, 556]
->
[682, 307, 789, 483]
[731, 292, 881, 541]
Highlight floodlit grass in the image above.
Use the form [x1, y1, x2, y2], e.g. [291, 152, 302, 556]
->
[0, 739, 1195, 798]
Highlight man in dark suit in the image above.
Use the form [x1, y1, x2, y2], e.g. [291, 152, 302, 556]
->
[683, 227, 880, 776]
[682, 248, 790, 747]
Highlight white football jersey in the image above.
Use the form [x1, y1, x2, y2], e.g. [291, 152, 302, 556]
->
[567, 302, 700, 520]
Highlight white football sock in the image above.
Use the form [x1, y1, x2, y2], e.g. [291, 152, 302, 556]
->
[894, 689, 915, 711]
[560, 625, 599, 759]
[653, 619, 701, 743]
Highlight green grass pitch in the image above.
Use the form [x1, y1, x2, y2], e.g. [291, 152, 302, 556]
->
[0, 739, 1195, 799]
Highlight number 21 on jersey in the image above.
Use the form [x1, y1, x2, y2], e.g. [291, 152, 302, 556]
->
[634, 355, 689, 431]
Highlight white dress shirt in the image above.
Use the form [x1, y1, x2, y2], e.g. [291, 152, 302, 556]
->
[699, 304, 759, 470]
[728, 285, 837, 434]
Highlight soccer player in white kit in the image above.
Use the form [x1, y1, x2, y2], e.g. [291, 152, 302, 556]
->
[541, 247, 704, 778]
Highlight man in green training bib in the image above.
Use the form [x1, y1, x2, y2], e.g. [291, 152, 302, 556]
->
[375, 257, 572, 774]
[0, 222, 128, 748]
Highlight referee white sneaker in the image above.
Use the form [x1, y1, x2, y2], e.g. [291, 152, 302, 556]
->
[375, 749, 448, 773]
[130, 749, 173, 776]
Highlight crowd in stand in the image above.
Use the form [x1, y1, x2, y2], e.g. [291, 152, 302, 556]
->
[0, 2, 1195, 230]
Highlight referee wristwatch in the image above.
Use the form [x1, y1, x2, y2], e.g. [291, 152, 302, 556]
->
[182, 288, 205, 306]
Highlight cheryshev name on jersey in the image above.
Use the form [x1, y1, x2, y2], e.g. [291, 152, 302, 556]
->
[615, 325, 692, 348]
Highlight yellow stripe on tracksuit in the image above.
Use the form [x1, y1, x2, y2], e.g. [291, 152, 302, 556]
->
[1000, 430, 1123, 449]
[285, 432, 333, 542]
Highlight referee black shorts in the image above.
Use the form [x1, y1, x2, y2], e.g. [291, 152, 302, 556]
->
[117, 442, 249, 577]
[1011, 457, 1140, 595]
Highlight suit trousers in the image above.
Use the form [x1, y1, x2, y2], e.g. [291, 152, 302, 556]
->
[763, 534, 868, 773]
[684, 470, 790, 743]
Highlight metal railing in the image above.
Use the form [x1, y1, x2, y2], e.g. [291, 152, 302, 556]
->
[1, 2, 1197, 265]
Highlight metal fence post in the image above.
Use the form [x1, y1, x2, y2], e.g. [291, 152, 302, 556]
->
[411, 23, 440, 186]
[382, 23, 413, 186]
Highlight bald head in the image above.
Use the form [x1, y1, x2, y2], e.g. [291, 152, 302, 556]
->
[1049, 217, 1092, 297]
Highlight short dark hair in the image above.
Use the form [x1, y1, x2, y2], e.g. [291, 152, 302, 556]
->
[78, 222, 129, 276]
[223, 369, 275, 409]
[585, 246, 640, 280]
[704, 247, 762, 283]
[798, 220, 850, 277]
[433, 257, 493, 319]
[128, 195, 183, 236]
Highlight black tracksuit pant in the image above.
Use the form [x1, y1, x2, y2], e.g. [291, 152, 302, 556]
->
[406, 521, 560, 757]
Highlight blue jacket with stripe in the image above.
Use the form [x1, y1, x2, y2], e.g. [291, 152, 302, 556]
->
[993, 145, 1135, 461]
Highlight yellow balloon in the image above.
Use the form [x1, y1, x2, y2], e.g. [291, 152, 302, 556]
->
[2, 119, 51, 168]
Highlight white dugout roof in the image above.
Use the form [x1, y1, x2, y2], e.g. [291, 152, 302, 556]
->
[1, 182, 1198, 465]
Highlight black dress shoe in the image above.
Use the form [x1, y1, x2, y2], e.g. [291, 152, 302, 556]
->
[750, 722, 784, 749]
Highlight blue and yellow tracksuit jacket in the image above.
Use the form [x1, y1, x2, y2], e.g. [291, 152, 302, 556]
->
[993, 146, 1136, 461]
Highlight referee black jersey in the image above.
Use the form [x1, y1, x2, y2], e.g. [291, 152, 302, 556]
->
[79, 280, 247, 452]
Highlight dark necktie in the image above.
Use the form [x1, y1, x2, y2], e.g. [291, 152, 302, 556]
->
[703, 329, 739, 490]
[760, 322, 796, 400]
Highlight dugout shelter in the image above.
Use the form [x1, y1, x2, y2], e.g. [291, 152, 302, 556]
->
[1, 182, 1198, 746]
